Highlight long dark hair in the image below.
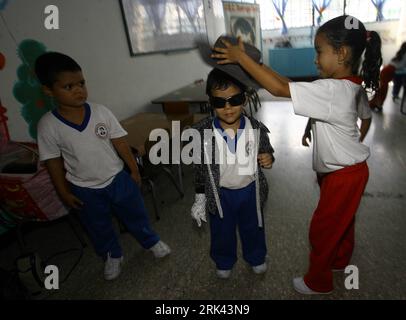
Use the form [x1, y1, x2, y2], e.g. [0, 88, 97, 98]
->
[393, 42, 406, 62]
[317, 15, 382, 92]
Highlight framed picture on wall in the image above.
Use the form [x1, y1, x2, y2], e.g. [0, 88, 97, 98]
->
[222, 1, 262, 51]
[120, 0, 208, 56]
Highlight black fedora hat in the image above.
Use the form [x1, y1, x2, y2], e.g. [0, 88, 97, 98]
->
[197, 35, 262, 89]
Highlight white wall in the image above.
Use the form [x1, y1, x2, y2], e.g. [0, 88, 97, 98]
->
[2, 1, 403, 142]
[398, 0, 406, 46]
[0, 0, 212, 141]
[262, 20, 401, 67]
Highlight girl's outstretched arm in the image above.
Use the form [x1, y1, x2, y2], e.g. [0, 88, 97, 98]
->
[212, 37, 292, 98]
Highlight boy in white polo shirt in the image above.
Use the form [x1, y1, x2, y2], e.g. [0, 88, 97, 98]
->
[35, 52, 170, 281]
[191, 68, 275, 279]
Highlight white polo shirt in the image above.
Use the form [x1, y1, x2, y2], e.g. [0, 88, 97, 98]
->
[289, 78, 372, 173]
[37, 102, 127, 188]
[213, 116, 257, 189]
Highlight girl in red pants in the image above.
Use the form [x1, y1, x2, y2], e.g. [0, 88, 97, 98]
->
[369, 42, 406, 111]
[211, 15, 382, 294]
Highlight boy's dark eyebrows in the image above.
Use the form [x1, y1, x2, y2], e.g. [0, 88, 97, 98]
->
[57, 78, 86, 85]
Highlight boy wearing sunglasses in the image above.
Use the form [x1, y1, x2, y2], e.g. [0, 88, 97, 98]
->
[191, 68, 275, 279]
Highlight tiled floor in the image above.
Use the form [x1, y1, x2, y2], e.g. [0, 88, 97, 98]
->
[1, 88, 405, 300]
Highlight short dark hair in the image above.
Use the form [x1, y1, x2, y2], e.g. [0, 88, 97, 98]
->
[206, 68, 247, 96]
[35, 52, 82, 88]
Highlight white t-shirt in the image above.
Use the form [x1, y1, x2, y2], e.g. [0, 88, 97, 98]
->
[37, 102, 127, 188]
[289, 79, 372, 173]
[213, 116, 257, 189]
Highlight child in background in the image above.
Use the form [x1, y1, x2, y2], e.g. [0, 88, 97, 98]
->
[211, 15, 382, 294]
[369, 42, 406, 110]
[35, 52, 170, 281]
[191, 67, 275, 279]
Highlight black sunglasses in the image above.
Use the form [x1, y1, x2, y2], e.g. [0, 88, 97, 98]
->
[210, 92, 245, 109]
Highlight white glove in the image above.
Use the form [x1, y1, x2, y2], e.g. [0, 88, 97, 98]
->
[191, 194, 207, 227]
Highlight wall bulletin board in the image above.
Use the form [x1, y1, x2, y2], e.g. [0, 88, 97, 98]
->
[120, 0, 208, 56]
[222, 1, 262, 50]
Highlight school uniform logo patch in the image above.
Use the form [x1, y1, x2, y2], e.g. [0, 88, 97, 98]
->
[95, 123, 108, 139]
[245, 141, 255, 157]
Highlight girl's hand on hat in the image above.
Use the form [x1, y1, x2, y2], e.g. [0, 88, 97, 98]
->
[258, 153, 273, 169]
[211, 36, 246, 64]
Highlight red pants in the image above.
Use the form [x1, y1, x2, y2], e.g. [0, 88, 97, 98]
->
[304, 162, 369, 292]
[369, 65, 396, 108]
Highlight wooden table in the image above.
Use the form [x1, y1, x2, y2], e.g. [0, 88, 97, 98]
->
[120, 112, 193, 156]
[120, 112, 192, 197]
[151, 80, 209, 114]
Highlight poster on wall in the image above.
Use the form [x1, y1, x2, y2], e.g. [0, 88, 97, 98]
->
[120, 0, 208, 56]
[203, 0, 226, 45]
[222, 1, 262, 51]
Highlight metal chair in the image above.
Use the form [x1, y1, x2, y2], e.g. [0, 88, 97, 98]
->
[0, 142, 86, 294]
[139, 131, 185, 221]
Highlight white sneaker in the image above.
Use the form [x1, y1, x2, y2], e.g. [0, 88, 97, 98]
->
[216, 269, 231, 279]
[252, 262, 267, 274]
[293, 277, 332, 295]
[104, 253, 123, 281]
[150, 241, 171, 258]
